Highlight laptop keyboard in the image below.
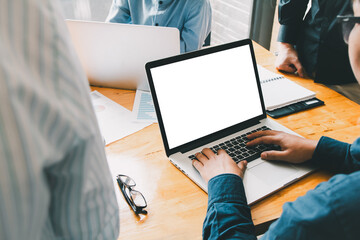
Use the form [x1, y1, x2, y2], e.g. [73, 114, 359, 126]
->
[188, 126, 280, 163]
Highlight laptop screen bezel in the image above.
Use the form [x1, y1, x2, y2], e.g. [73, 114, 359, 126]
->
[145, 39, 267, 157]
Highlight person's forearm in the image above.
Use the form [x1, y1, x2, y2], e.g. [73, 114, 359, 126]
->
[203, 174, 256, 240]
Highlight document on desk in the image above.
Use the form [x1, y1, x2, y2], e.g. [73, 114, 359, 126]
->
[132, 90, 158, 123]
[91, 91, 152, 145]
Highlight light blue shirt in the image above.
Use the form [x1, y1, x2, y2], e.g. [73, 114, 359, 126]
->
[106, 0, 212, 53]
[0, 0, 119, 239]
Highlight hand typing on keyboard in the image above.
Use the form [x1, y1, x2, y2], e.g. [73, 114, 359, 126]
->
[246, 130, 318, 164]
[192, 128, 319, 183]
[192, 148, 247, 183]
[189, 127, 280, 164]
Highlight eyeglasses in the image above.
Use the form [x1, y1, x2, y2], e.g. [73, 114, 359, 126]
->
[337, 14, 360, 44]
[116, 175, 148, 215]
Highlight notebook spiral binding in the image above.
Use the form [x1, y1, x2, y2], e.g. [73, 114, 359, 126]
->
[260, 76, 284, 84]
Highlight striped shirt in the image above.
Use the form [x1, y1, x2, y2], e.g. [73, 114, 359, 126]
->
[0, 0, 119, 239]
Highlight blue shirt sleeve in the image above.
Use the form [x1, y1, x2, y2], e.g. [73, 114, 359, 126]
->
[261, 172, 360, 239]
[277, 0, 310, 44]
[180, 0, 211, 53]
[311, 136, 360, 173]
[203, 174, 256, 240]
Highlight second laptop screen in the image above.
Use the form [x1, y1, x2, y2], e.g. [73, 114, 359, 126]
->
[150, 44, 263, 149]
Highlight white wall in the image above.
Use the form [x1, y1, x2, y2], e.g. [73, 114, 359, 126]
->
[210, 0, 253, 45]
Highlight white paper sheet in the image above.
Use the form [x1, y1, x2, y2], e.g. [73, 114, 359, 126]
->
[91, 91, 152, 145]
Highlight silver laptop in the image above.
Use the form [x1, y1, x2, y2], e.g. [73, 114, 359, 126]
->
[66, 20, 180, 90]
[145, 39, 313, 204]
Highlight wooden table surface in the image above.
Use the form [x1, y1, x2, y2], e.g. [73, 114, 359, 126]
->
[92, 42, 360, 240]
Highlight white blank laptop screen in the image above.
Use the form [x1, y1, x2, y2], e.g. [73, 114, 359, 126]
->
[150, 45, 263, 149]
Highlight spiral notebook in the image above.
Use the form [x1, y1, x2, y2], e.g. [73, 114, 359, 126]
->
[257, 65, 316, 111]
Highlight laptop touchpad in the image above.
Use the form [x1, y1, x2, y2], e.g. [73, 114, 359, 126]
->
[249, 161, 299, 185]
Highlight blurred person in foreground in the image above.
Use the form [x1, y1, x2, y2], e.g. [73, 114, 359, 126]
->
[0, 0, 119, 239]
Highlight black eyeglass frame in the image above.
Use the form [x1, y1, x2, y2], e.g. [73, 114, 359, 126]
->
[337, 15, 360, 43]
[116, 174, 148, 215]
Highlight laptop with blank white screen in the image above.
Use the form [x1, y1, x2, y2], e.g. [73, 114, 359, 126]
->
[145, 39, 314, 204]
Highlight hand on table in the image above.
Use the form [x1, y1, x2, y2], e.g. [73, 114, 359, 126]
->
[247, 130, 318, 164]
[275, 42, 306, 78]
[192, 148, 247, 184]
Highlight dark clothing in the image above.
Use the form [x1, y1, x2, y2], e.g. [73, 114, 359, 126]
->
[203, 137, 360, 239]
[278, 0, 357, 85]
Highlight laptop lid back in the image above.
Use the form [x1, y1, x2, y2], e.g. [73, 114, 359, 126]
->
[66, 20, 180, 90]
[145, 39, 267, 156]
